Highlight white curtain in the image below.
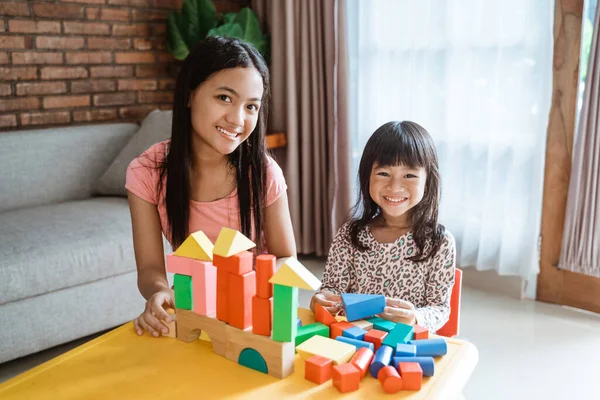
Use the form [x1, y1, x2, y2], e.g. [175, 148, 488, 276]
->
[346, 0, 554, 279]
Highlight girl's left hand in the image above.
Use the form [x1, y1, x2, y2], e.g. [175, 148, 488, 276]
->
[379, 297, 416, 325]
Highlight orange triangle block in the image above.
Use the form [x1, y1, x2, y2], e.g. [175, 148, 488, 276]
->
[315, 303, 337, 326]
[213, 228, 256, 257]
[174, 230, 214, 261]
[269, 257, 321, 290]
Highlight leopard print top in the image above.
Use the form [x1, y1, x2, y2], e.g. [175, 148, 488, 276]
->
[320, 221, 456, 332]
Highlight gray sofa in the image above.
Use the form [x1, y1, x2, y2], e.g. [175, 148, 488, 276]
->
[0, 122, 149, 364]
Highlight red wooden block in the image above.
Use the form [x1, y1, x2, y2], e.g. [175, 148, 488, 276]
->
[213, 252, 253, 275]
[398, 362, 423, 390]
[330, 321, 354, 339]
[191, 260, 216, 316]
[413, 324, 429, 340]
[332, 363, 360, 393]
[305, 355, 333, 384]
[350, 347, 374, 378]
[378, 366, 403, 394]
[252, 296, 273, 336]
[315, 303, 337, 327]
[228, 270, 256, 329]
[216, 269, 229, 322]
[364, 329, 388, 350]
[256, 254, 276, 298]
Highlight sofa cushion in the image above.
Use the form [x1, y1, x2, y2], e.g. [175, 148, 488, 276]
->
[0, 123, 138, 213]
[0, 197, 137, 305]
[94, 109, 172, 197]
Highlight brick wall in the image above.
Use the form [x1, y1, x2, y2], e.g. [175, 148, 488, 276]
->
[0, 0, 249, 131]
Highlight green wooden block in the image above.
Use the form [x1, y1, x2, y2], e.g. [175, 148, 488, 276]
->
[239, 348, 268, 374]
[174, 274, 192, 310]
[365, 316, 396, 332]
[273, 284, 298, 342]
[295, 322, 330, 347]
[382, 322, 414, 348]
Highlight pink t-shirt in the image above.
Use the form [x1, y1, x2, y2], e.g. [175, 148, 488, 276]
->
[125, 140, 287, 246]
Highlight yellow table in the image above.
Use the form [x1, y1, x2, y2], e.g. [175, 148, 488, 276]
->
[0, 310, 478, 400]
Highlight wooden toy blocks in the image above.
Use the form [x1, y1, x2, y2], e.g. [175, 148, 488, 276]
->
[382, 322, 414, 348]
[251, 296, 272, 336]
[342, 326, 367, 340]
[395, 343, 417, 357]
[393, 356, 435, 377]
[397, 362, 423, 390]
[350, 347, 374, 378]
[314, 303, 337, 326]
[369, 344, 394, 378]
[378, 365, 403, 394]
[173, 274, 192, 310]
[255, 254, 275, 298]
[408, 338, 448, 357]
[272, 284, 298, 342]
[413, 323, 429, 340]
[341, 293, 386, 321]
[296, 335, 356, 365]
[335, 336, 374, 352]
[351, 319, 373, 331]
[332, 363, 361, 393]
[228, 270, 256, 330]
[173, 230, 214, 261]
[268, 257, 321, 290]
[364, 328, 388, 350]
[216, 268, 229, 322]
[212, 227, 256, 257]
[295, 322, 329, 347]
[304, 355, 333, 384]
[213, 251, 253, 274]
[365, 316, 396, 332]
[330, 321, 354, 339]
[191, 260, 216, 316]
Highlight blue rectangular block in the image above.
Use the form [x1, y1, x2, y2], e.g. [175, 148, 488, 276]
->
[395, 343, 417, 357]
[335, 335, 375, 352]
[342, 326, 367, 340]
[341, 293, 386, 321]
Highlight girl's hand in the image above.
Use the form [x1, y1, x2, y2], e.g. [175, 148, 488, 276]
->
[310, 291, 342, 315]
[379, 297, 416, 325]
[134, 289, 175, 337]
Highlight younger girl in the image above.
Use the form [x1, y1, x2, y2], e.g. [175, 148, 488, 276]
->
[311, 121, 455, 332]
[126, 36, 296, 337]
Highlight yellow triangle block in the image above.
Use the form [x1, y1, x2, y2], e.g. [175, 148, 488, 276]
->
[213, 227, 256, 257]
[269, 257, 321, 290]
[173, 231, 214, 261]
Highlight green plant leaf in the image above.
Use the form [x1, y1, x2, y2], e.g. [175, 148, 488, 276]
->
[208, 23, 244, 39]
[222, 12, 236, 24]
[166, 12, 190, 60]
[182, 0, 217, 46]
[234, 7, 263, 47]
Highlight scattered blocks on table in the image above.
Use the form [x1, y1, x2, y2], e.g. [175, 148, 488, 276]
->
[251, 296, 272, 336]
[382, 322, 414, 348]
[256, 254, 276, 298]
[335, 336, 374, 352]
[350, 347, 374, 378]
[393, 356, 435, 377]
[213, 227, 256, 257]
[173, 230, 214, 261]
[364, 329, 388, 350]
[191, 260, 216, 316]
[330, 321, 354, 339]
[296, 335, 356, 365]
[341, 293, 386, 321]
[351, 319, 373, 331]
[332, 363, 361, 393]
[342, 326, 367, 340]
[397, 362, 423, 390]
[174, 274, 192, 310]
[378, 365, 403, 394]
[295, 322, 329, 347]
[369, 344, 394, 378]
[304, 355, 333, 384]
[269, 257, 322, 290]
[314, 303, 337, 326]
[216, 269, 229, 322]
[365, 316, 396, 332]
[272, 284, 298, 342]
[413, 324, 429, 340]
[395, 343, 417, 357]
[228, 270, 256, 330]
[213, 251, 253, 274]
[408, 338, 448, 357]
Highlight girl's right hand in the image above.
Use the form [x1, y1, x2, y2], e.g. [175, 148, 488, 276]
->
[310, 291, 342, 315]
[134, 288, 175, 337]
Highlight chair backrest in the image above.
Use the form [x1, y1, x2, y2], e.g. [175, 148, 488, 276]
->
[436, 268, 462, 337]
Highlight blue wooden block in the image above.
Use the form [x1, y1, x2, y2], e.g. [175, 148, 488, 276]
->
[341, 293, 386, 321]
[342, 326, 367, 340]
[393, 356, 435, 377]
[395, 343, 417, 357]
[335, 336, 375, 352]
[408, 338, 448, 357]
[297, 317, 302, 328]
[382, 322, 414, 348]
[369, 344, 394, 378]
